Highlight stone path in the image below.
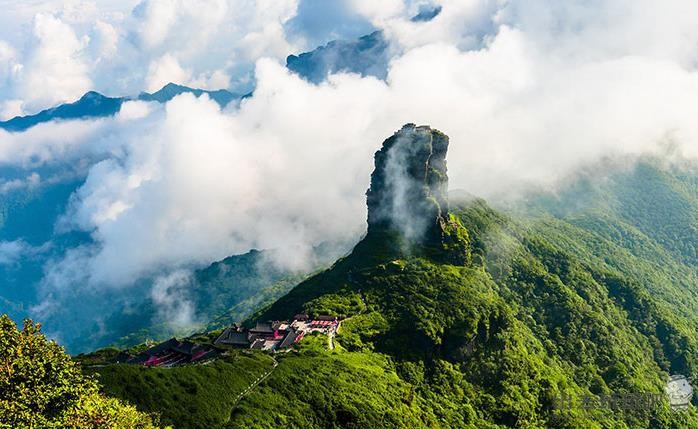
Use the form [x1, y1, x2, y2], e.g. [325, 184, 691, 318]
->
[230, 355, 278, 409]
[328, 324, 338, 350]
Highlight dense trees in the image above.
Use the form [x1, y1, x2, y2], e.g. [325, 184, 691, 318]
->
[93, 352, 275, 429]
[0, 315, 162, 428]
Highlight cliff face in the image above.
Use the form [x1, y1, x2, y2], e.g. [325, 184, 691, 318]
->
[366, 124, 468, 263]
[367, 123, 449, 243]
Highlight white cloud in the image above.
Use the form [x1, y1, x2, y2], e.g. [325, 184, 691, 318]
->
[117, 99, 154, 120]
[376, 0, 501, 52]
[125, 0, 301, 93]
[91, 20, 119, 61]
[0, 0, 696, 346]
[0, 39, 24, 117]
[150, 270, 198, 330]
[188, 69, 231, 90]
[0, 117, 116, 166]
[0, 172, 40, 194]
[0, 0, 302, 108]
[0, 99, 24, 120]
[238, 0, 299, 61]
[56, 85, 378, 285]
[0, 40, 20, 86]
[348, 0, 405, 23]
[18, 13, 92, 109]
[131, 0, 179, 50]
[59, 0, 100, 25]
[0, 240, 48, 265]
[0, 241, 30, 265]
[145, 54, 191, 92]
[41, 0, 698, 292]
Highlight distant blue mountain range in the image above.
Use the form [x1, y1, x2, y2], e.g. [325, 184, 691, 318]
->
[137, 82, 242, 106]
[411, 4, 442, 22]
[0, 35, 378, 131]
[0, 5, 443, 133]
[285, 4, 440, 83]
[0, 83, 242, 132]
[286, 30, 390, 83]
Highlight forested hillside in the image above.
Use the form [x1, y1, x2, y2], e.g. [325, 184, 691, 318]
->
[87, 127, 698, 428]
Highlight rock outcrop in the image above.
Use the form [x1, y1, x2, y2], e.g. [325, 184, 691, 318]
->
[366, 124, 468, 263]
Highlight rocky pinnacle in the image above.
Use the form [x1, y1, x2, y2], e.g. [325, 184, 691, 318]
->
[366, 123, 450, 245]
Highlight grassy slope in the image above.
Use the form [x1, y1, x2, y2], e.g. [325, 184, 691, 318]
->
[88, 352, 275, 429]
[228, 336, 434, 428]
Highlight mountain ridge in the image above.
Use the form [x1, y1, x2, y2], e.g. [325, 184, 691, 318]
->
[0, 83, 242, 132]
[0, 25, 393, 132]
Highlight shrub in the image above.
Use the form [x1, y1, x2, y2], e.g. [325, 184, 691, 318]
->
[0, 315, 163, 429]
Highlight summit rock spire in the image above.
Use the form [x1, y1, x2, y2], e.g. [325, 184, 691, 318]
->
[365, 124, 468, 263]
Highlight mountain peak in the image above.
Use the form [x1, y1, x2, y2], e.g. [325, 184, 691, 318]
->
[367, 124, 448, 240]
[162, 82, 182, 89]
[365, 124, 468, 263]
[80, 90, 105, 99]
[411, 4, 442, 22]
[286, 30, 389, 83]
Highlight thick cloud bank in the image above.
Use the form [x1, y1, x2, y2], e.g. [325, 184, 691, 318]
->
[1, 0, 698, 344]
[0, 0, 303, 116]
